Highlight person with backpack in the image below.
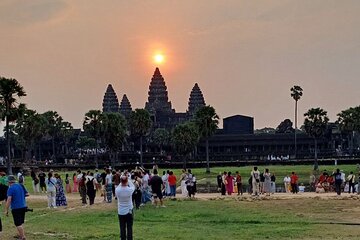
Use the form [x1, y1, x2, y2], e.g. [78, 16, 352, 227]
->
[86, 172, 97, 205]
[333, 169, 343, 195]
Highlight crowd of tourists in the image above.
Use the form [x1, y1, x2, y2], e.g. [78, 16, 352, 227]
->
[1, 165, 359, 239]
[217, 167, 360, 197]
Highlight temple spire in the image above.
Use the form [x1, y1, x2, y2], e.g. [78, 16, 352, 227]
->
[119, 94, 132, 117]
[145, 67, 173, 113]
[102, 84, 119, 113]
[188, 83, 206, 115]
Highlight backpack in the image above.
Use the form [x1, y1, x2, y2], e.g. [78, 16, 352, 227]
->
[335, 174, 342, 181]
[19, 174, 24, 184]
[86, 178, 94, 189]
[96, 173, 102, 184]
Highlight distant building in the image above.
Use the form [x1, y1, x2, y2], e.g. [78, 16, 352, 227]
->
[223, 115, 254, 134]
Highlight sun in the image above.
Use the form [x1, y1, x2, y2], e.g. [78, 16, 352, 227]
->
[154, 54, 165, 64]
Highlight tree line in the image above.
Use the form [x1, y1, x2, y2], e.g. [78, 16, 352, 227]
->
[1, 78, 360, 174]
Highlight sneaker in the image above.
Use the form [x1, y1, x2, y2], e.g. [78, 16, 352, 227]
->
[161, 205, 166, 208]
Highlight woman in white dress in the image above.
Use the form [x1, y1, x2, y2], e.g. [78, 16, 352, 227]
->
[180, 169, 188, 197]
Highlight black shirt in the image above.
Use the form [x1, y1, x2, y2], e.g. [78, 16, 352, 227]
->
[149, 175, 163, 193]
[100, 172, 107, 185]
[38, 173, 46, 184]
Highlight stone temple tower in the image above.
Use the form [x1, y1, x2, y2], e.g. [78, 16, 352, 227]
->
[145, 67, 173, 114]
[102, 84, 119, 113]
[187, 83, 206, 116]
[119, 94, 132, 117]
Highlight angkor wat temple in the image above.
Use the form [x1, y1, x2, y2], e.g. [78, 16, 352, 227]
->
[102, 67, 209, 129]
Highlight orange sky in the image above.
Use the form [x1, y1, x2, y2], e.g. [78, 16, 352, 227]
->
[1, 0, 360, 130]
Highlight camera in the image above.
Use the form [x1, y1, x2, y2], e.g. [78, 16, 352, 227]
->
[25, 207, 33, 212]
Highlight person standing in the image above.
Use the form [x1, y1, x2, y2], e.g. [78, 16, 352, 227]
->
[30, 169, 39, 193]
[216, 172, 222, 193]
[115, 175, 135, 240]
[161, 171, 169, 197]
[333, 169, 342, 196]
[263, 169, 271, 196]
[38, 170, 47, 193]
[251, 167, 260, 196]
[86, 172, 97, 205]
[55, 173, 67, 207]
[5, 175, 29, 240]
[65, 174, 72, 194]
[168, 171, 177, 198]
[225, 172, 234, 195]
[180, 169, 188, 197]
[149, 169, 165, 207]
[79, 173, 87, 205]
[235, 171, 243, 196]
[290, 172, 299, 194]
[221, 171, 227, 196]
[72, 173, 78, 193]
[347, 171, 356, 194]
[45, 172, 57, 208]
[105, 169, 113, 203]
[186, 169, 195, 198]
[283, 175, 291, 193]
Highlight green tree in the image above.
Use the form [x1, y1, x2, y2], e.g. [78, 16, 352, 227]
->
[60, 121, 74, 155]
[15, 109, 46, 161]
[42, 111, 63, 162]
[172, 122, 199, 168]
[102, 112, 127, 167]
[194, 106, 219, 173]
[303, 108, 329, 170]
[129, 109, 152, 167]
[83, 110, 104, 168]
[0, 77, 26, 174]
[291, 85, 303, 159]
[152, 128, 170, 154]
[337, 106, 360, 154]
[76, 136, 97, 150]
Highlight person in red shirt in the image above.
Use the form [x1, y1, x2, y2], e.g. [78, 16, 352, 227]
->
[168, 171, 177, 198]
[290, 172, 299, 194]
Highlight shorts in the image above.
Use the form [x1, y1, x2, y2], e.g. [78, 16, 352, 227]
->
[153, 191, 163, 200]
[12, 207, 27, 227]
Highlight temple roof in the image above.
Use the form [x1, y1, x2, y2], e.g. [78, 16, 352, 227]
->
[119, 94, 132, 117]
[145, 67, 173, 113]
[102, 84, 119, 113]
[188, 83, 206, 115]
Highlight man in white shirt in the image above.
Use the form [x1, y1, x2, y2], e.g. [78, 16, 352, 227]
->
[115, 175, 135, 240]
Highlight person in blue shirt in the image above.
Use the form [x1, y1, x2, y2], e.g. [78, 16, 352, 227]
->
[5, 175, 29, 240]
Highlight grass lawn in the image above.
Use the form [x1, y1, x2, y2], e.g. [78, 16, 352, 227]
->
[1, 195, 360, 239]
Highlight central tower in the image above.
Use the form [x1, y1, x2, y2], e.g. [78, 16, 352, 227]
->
[145, 67, 174, 114]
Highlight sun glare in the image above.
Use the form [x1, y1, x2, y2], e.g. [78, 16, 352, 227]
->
[154, 54, 165, 64]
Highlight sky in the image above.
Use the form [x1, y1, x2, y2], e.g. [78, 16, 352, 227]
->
[0, 0, 360, 130]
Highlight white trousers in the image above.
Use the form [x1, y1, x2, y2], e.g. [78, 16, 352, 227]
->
[47, 190, 56, 207]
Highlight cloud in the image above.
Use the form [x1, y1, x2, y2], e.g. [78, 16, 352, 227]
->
[0, 0, 68, 26]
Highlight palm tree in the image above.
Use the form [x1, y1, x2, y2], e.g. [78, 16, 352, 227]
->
[0, 77, 26, 174]
[194, 106, 219, 173]
[83, 110, 103, 168]
[290, 85, 303, 159]
[152, 128, 170, 154]
[129, 109, 152, 167]
[337, 106, 360, 155]
[303, 108, 329, 170]
[172, 122, 200, 169]
[60, 121, 73, 155]
[102, 112, 127, 167]
[42, 111, 63, 162]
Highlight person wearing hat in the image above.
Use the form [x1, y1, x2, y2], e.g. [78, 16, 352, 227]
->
[5, 175, 29, 240]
